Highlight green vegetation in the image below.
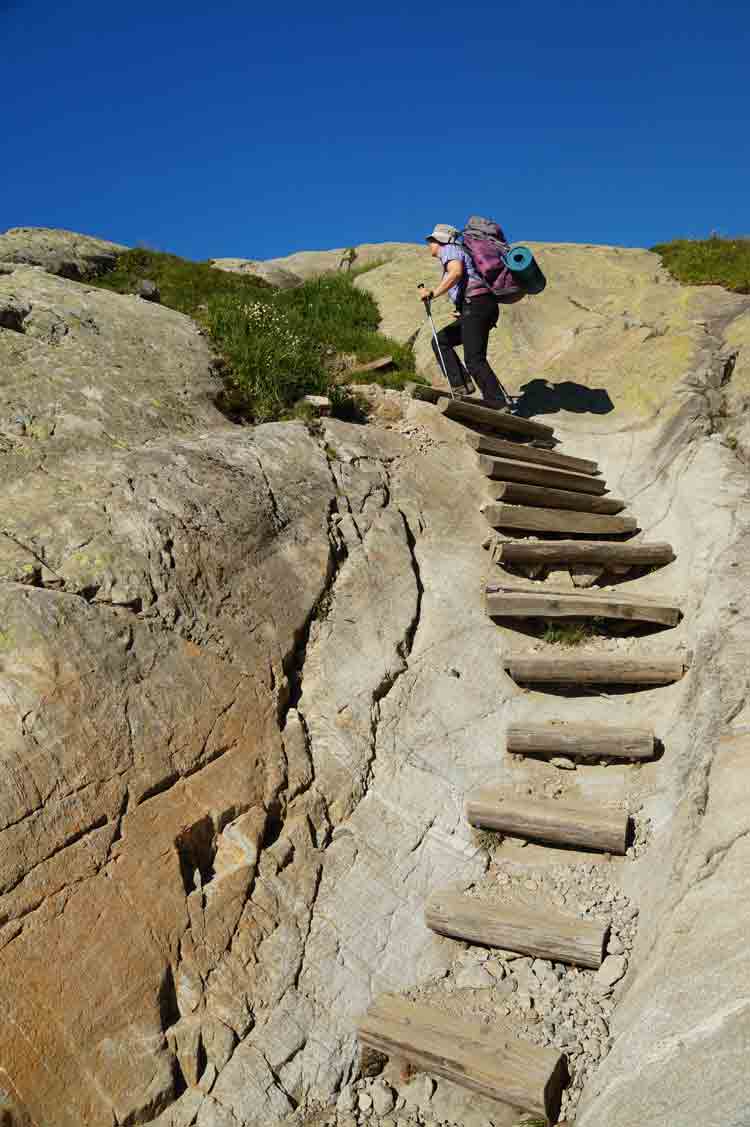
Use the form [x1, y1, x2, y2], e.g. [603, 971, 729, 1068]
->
[472, 827, 501, 855]
[90, 248, 414, 422]
[92, 247, 272, 310]
[651, 235, 750, 294]
[541, 621, 594, 646]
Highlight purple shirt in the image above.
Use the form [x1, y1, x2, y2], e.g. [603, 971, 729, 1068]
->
[438, 244, 489, 305]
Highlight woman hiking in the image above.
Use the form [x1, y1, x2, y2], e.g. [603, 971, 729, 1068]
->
[418, 223, 512, 408]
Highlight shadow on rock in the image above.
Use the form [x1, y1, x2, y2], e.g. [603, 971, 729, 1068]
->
[514, 378, 614, 417]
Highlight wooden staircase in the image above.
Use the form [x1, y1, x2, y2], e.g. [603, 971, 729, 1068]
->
[356, 394, 683, 1123]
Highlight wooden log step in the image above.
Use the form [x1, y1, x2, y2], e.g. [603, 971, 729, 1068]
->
[496, 539, 674, 566]
[504, 655, 688, 685]
[358, 995, 567, 1123]
[488, 480, 626, 515]
[467, 788, 629, 854]
[485, 584, 680, 627]
[425, 889, 608, 968]
[507, 722, 655, 760]
[411, 383, 446, 404]
[465, 431, 599, 476]
[438, 396, 555, 441]
[483, 502, 637, 536]
[478, 455, 608, 496]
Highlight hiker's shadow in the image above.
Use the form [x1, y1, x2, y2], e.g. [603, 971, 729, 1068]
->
[513, 379, 614, 418]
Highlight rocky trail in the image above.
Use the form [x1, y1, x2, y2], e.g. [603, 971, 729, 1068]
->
[356, 395, 681, 1126]
[1, 230, 750, 1127]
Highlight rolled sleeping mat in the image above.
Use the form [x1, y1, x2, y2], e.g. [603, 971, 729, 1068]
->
[504, 245, 547, 295]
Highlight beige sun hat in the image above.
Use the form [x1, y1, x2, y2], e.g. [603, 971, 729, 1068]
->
[425, 223, 459, 244]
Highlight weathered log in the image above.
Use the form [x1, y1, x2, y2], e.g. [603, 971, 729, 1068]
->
[358, 995, 567, 1122]
[351, 355, 394, 374]
[465, 431, 599, 476]
[487, 480, 626, 515]
[496, 539, 674, 566]
[438, 396, 555, 441]
[484, 503, 637, 536]
[425, 889, 608, 968]
[478, 456, 608, 496]
[466, 789, 629, 854]
[485, 583, 680, 627]
[411, 383, 445, 404]
[504, 655, 688, 685]
[507, 722, 655, 760]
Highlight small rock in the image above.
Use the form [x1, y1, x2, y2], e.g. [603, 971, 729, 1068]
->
[371, 1082, 396, 1116]
[136, 279, 161, 302]
[303, 394, 332, 416]
[547, 567, 576, 588]
[494, 976, 518, 997]
[594, 955, 627, 992]
[466, 944, 488, 962]
[402, 1074, 435, 1107]
[337, 1086, 356, 1113]
[570, 564, 605, 588]
[607, 934, 625, 956]
[550, 757, 576, 770]
[455, 963, 494, 989]
[584, 1037, 602, 1060]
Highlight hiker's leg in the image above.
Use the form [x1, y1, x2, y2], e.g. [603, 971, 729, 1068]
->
[433, 319, 468, 390]
[461, 296, 510, 403]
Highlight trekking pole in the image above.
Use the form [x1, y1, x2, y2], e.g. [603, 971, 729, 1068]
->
[418, 284, 454, 399]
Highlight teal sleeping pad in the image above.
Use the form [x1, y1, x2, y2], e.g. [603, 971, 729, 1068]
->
[504, 245, 547, 295]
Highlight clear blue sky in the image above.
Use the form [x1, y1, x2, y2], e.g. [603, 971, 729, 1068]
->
[3, 0, 749, 261]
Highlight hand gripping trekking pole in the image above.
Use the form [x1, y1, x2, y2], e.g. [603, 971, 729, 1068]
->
[418, 283, 455, 399]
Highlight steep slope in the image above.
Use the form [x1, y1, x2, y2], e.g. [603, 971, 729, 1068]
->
[1, 231, 749, 1127]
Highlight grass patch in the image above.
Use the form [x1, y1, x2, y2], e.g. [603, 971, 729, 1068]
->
[651, 236, 750, 294]
[89, 249, 414, 422]
[542, 621, 594, 646]
[91, 247, 272, 313]
[472, 827, 501, 855]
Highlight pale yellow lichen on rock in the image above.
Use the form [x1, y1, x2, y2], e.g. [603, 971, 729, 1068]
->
[356, 240, 749, 426]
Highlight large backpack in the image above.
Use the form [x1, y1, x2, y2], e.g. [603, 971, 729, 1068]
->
[460, 215, 525, 305]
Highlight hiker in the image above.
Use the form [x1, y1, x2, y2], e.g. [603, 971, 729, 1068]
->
[418, 223, 511, 407]
[339, 247, 357, 272]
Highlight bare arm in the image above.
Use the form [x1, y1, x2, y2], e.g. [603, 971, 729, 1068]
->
[419, 259, 464, 302]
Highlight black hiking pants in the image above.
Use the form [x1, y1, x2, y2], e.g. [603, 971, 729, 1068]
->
[432, 293, 508, 402]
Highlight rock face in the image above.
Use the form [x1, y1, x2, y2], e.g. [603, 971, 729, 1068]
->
[353, 240, 750, 433]
[0, 226, 126, 279]
[258, 241, 419, 280]
[1, 229, 750, 1127]
[208, 258, 302, 289]
[258, 235, 750, 451]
